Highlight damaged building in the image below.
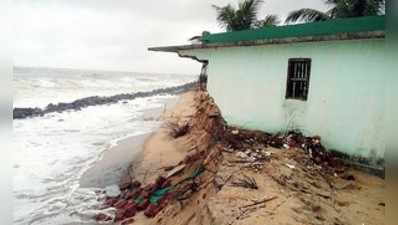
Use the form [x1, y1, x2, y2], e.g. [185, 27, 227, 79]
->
[149, 16, 386, 167]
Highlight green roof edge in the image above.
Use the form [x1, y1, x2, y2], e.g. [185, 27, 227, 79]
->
[202, 16, 385, 44]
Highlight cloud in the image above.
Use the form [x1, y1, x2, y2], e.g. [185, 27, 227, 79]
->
[14, 0, 328, 74]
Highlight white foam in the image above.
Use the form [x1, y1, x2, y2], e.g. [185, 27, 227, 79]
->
[13, 67, 195, 225]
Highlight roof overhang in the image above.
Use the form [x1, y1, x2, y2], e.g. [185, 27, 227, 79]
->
[149, 16, 385, 53]
[148, 30, 385, 53]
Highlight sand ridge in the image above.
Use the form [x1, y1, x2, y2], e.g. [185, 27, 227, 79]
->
[113, 89, 384, 225]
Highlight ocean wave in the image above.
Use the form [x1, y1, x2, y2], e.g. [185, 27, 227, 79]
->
[13, 81, 197, 119]
[13, 67, 198, 225]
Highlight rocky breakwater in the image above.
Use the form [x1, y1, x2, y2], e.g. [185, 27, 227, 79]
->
[13, 81, 197, 119]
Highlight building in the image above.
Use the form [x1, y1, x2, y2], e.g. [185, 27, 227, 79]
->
[149, 16, 386, 165]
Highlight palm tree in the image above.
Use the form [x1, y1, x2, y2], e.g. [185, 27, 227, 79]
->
[213, 0, 264, 31]
[254, 15, 281, 28]
[285, 0, 385, 24]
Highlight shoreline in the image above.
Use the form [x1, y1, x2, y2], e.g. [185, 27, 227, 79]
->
[79, 133, 150, 189]
[128, 91, 198, 184]
[79, 94, 182, 189]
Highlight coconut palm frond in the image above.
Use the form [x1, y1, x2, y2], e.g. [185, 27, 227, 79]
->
[213, 0, 264, 31]
[262, 14, 281, 26]
[254, 14, 281, 28]
[286, 0, 385, 24]
[213, 4, 237, 31]
[237, 0, 263, 29]
[352, 0, 385, 16]
[285, 8, 330, 23]
[326, 7, 338, 18]
[333, 0, 385, 18]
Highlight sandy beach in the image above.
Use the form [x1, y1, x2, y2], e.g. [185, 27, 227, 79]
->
[79, 95, 181, 189]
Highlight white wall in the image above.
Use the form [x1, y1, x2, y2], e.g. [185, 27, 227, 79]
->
[181, 39, 387, 160]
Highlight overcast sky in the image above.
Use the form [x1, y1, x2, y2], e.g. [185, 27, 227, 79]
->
[14, 0, 328, 74]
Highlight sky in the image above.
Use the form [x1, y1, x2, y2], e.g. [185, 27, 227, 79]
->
[14, 0, 328, 75]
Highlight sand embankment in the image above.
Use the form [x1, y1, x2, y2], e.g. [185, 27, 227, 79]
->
[129, 91, 199, 184]
[102, 89, 385, 225]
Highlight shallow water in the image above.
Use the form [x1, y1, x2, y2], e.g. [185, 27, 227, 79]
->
[13, 67, 196, 225]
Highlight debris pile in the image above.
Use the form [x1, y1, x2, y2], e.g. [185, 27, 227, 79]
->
[96, 90, 225, 224]
[96, 148, 221, 224]
[221, 128, 342, 173]
[94, 89, 373, 225]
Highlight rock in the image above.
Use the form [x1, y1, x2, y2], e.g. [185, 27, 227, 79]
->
[119, 174, 132, 190]
[13, 107, 43, 119]
[115, 209, 127, 221]
[95, 213, 112, 222]
[105, 185, 121, 197]
[130, 188, 143, 199]
[144, 204, 161, 218]
[13, 82, 198, 120]
[123, 190, 135, 200]
[104, 197, 119, 207]
[136, 199, 150, 211]
[158, 193, 173, 207]
[114, 199, 128, 209]
[124, 202, 137, 217]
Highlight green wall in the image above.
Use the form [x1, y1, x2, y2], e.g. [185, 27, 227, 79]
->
[181, 39, 387, 161]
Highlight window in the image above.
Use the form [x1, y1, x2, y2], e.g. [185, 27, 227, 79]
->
[286, 58, 311, 101]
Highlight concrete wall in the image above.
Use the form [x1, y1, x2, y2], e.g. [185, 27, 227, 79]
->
[180, 38, 387, 160]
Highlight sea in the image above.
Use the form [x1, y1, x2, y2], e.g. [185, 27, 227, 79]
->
[13, 66, 197, 225]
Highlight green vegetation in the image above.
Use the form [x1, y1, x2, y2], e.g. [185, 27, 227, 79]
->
[213, 0, 280, 31]
[254, 15, 281, 28]
[285, 0, 385, 24]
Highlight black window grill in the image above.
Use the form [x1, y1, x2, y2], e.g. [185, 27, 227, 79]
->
[286, 58, 311, 101]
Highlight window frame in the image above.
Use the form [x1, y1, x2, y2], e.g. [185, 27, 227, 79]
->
[285, 58, 312, 101]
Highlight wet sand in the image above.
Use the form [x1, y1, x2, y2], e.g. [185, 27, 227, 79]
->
[79, 96, 181, 189]
[80, 133, 150, 188]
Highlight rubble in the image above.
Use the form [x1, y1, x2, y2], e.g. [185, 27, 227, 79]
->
[95, 213, 113, 222]
[230, 175, 258, 189]
[220, 127, 345, 175]
[165, 164, 186, 179]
